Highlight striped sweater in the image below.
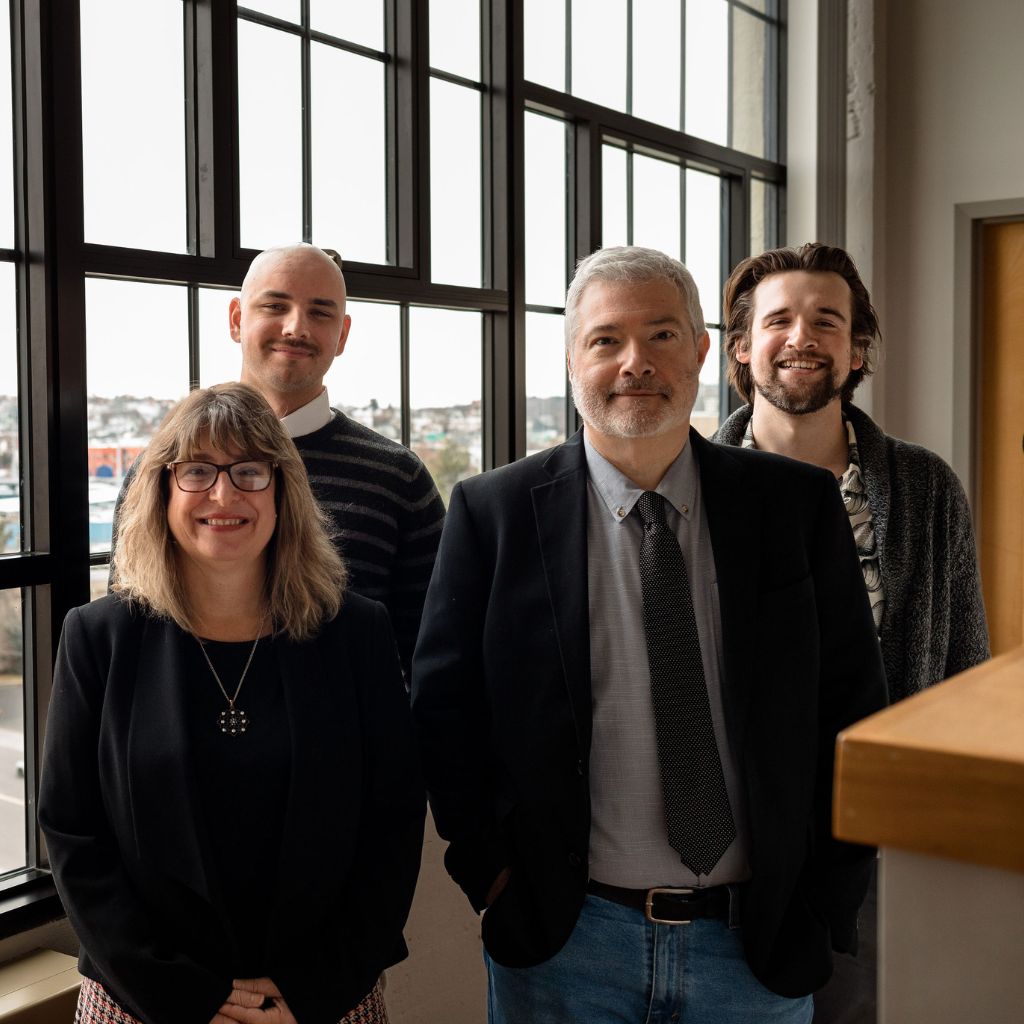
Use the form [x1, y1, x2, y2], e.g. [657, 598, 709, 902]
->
[294, 410, 445, 677]
[109, 410, 445, 680]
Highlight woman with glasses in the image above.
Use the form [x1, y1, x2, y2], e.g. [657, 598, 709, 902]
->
[39, 382, 424, 1024]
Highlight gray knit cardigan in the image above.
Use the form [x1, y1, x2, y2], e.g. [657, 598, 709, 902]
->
[713, 403, 990, 703]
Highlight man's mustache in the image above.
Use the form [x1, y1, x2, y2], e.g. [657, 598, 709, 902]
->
[266, 341, 318, 356]
[771, 355, 834, 371]
[608, 379, 672, 397]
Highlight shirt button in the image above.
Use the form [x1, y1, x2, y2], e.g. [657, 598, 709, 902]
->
[615, 506, 626, 518]
[568, 852, 582, 868]
[681, 504, 689, 514]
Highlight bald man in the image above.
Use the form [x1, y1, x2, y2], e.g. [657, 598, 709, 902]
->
[230, 245, 353, 419]
[113, 245, 445, 678]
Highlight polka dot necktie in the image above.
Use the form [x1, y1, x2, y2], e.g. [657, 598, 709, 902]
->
[636, 490, 736, 877]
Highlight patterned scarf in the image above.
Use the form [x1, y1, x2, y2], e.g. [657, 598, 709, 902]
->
[741, 416, 885, 633]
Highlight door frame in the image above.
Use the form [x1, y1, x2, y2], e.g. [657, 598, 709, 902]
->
[953, 198, 1024, 513]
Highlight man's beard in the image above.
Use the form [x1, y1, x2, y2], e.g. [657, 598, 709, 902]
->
[569, 374, 694, 439]
[753, 359, 844, 415]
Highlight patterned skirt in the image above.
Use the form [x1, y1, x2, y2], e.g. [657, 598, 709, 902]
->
[76, 976, 389, 1024]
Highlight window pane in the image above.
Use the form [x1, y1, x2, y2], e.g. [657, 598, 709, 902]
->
[310, 0, 384, 49]
[430, 80, 481, 287]
[409, 307, 481, 505]
[693, 327, 720, 438]
[240, 0, 299, 23]
[86, 280, 189, 553]
[238, 21, 302, 249]
[601, 145, 628, 247]
[633, 0, 681, 129]
[0, 7, 13, 249]
[525, 114, 568, 308]
[685, 0, 728, 147]
[750, 178, 767, 257]
[0, 588, 25, 874]
[685, 168, 722, 324]
[198, 286, 241, 388]
[731, 8, 766, 157]
[526, 312, 568, 455]
[752, 180, 779, 253]
[429, 0, 480, 81]
[524, 0, 566, 90]
[323, 299, 401, 441]
[572, 0, 626, 111]
[312, 45, 387, 264]
[0, 265, 18, 553]
[633, 154, 680, 258]
[81, 0, 186, 252]
[91, 566, 110, 603]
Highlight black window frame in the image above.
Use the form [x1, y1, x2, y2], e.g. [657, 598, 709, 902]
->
[0, 0, 785, 936]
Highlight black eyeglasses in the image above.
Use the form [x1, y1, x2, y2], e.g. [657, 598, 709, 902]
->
[166, 460, 277, 493]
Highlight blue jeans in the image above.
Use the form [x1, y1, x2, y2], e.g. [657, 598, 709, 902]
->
[486, 894, 813, 1024]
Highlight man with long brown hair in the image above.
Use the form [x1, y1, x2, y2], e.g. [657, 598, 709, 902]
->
[713, 242, 990, 1022]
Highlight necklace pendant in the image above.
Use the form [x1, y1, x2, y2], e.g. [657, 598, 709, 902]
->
[218, 706, 250, 737]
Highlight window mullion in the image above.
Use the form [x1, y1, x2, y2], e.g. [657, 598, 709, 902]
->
[184, 1, 212, 256]
[301, 0, 312, 242]
[384, 0, 399, 265]
[496, 0, 525, 465]
[399, 303, 411, 447]
[723, 172, 747, 417]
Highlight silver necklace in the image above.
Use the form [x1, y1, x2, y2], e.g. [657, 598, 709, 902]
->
[196, 610, 268, 737]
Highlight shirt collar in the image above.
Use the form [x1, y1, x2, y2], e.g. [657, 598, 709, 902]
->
[279, 388, 333, 439]
[742, 411, 862, 471]
[583, 429, 698, 525]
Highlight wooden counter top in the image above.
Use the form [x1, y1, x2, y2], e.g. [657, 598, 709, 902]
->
[834, 646, 1024, 873]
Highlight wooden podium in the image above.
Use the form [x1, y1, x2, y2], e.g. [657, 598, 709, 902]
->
[834, 647, 1024, 1024]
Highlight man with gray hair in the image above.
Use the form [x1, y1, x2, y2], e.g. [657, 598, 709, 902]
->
[412, 246, 886, 1022]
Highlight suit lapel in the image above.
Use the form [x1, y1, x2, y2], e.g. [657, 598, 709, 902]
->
[692, 431, 758, 747]
[266, 630, 353, 950]
[531, 433, 593, 756]
[128, 619, 215, 903]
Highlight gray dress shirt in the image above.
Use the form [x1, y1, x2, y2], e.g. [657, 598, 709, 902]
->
[584, 431, 751, 888]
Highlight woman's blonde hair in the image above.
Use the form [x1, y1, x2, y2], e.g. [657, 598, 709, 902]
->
[112, 382, 346, 641]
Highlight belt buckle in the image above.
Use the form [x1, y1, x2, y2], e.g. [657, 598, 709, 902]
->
[644, 886, 695, 925]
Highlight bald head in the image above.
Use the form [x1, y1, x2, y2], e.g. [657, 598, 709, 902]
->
[229, 244, 352, 417]
[239, 244, 347, 304]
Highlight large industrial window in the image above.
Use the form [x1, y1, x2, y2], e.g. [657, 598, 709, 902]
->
[0, 0, 783, 933]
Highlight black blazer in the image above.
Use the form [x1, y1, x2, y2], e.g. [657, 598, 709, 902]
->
[39, 593, 425, 1024]
[411, 429, 887, 998]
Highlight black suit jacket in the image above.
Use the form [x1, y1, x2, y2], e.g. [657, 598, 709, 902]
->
[411, 429, 887, 998]
[39, 594, 425, 1024]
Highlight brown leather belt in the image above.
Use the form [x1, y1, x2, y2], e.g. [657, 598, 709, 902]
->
[587, 879, 732, 925]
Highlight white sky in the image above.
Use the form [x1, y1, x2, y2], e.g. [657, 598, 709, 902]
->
[0, 1, 744, 404]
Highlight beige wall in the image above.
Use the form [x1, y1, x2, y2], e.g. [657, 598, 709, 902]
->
[385, 813, 487, 1023]
[880, 849, 1024, 1024]
[869, 0, 1024, 464]
[0, 917, 76, 970]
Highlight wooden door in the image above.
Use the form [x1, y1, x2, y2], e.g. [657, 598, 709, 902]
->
[979, 220, 1024, 655]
